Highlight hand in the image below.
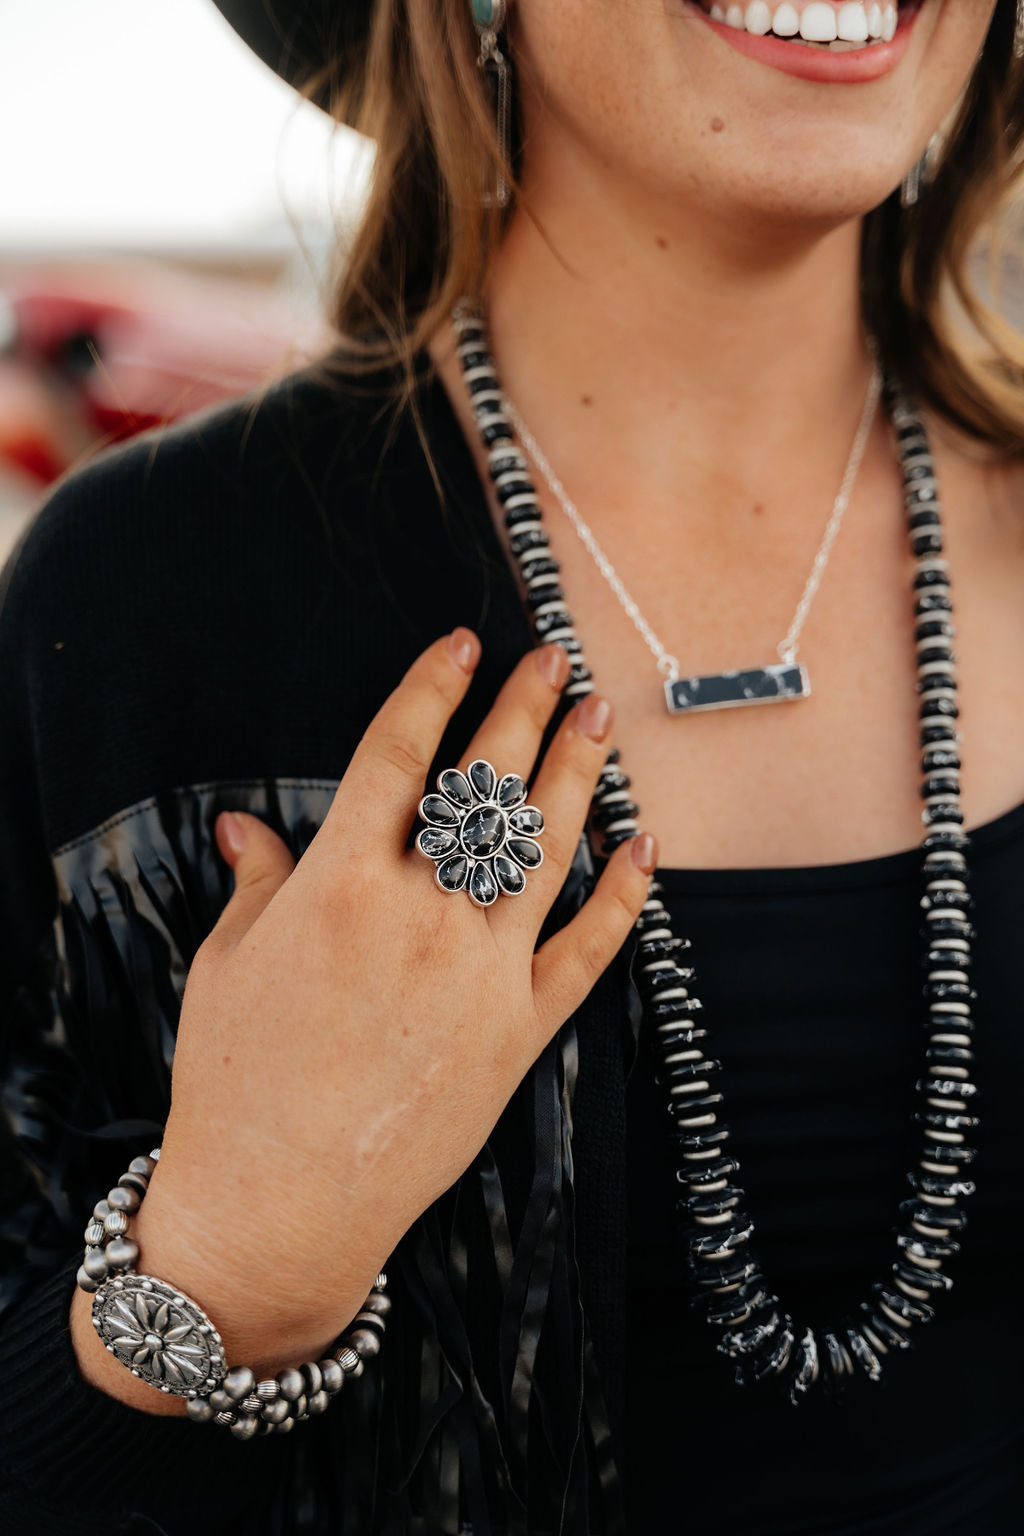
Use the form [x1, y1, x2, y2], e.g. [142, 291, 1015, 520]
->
[72, 629, 657, 1404]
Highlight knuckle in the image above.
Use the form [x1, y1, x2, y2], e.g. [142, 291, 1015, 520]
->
[523, 687, 557, 739]
[374, 728, 430, 782]
[576, 925, 611, 981]
[421, 645, 465, 708]
[555, 732, 604, 789]
[311, 851, 368, 917]
[608, 879, 643, 929]
[245, 867, 288, 908]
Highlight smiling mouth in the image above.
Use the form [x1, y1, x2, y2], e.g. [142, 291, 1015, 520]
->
[696, 3, 922, 51]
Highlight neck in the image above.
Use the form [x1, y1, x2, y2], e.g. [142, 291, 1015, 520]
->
[479, 143, 881, 534]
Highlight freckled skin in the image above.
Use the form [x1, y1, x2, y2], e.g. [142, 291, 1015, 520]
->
[509, 0, 996, 224]
[428, 0, 1024, 872]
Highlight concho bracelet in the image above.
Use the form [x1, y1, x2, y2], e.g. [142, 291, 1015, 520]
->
[75, 1148, 390, 1440]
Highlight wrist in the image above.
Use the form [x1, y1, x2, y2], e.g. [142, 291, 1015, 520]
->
[74, 1145, 392, 1437]
[130, 1172, 380, 1377]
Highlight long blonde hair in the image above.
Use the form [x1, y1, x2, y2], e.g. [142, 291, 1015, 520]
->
[307, 0, 1024, 454]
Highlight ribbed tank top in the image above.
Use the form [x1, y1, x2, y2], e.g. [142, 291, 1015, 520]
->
[624, 798, 1024, 1535]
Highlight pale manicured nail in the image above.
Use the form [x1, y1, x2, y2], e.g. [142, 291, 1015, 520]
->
[449, 627, 480, 674]
[576, 692, 612, 742]
[631, 831, 658, 873]
[219, 811, 247, 857]
[536, 643, 569, 689]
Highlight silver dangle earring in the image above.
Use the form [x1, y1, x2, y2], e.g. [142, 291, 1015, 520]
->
[471, 0, 512, 207]
[900, 133, 939, 209]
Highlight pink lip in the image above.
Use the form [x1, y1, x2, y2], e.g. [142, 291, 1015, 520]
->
[687, 3, 925, 84]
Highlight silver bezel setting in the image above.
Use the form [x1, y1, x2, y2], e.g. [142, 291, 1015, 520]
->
[416, 757, 545, 906]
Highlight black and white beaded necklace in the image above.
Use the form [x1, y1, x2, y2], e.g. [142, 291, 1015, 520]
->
[451, 300, 978, 1401]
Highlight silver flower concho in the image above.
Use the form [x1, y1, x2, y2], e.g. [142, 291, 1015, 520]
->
[92, 1274, 225, 1395]
[416, 758, 545, 907]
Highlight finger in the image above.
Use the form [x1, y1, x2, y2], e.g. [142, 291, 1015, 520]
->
[331, 628, 482, 858]
[530, 831, 659, 1036]
[207, 812, 298, 955]
[457, 641, 570, 785]
[501, 690, 616, 921]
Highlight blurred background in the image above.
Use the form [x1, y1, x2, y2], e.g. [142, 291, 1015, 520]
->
[4, 3, 1024, 569]
[0, 0, 372, 562]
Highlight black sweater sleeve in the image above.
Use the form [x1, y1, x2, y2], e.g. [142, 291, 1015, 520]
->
[0, 457, 303, 1536]
[0, 356, 544, 1535]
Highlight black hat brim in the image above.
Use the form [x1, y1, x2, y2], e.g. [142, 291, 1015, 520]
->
[211, 1, 373, 111]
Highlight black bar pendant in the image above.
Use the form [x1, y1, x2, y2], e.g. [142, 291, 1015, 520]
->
[665, 662, 811, 715]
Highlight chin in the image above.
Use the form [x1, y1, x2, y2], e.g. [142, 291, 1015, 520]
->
[703, 157, 908, 232]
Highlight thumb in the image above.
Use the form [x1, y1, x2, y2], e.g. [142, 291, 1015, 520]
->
[212, 811, 297, 951]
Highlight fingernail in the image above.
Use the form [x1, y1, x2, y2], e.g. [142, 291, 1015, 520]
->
[218, 811, 247, 858]
[576, 692, 612, 743]
[536, 643, 569, 689]
[631, 831, 658, 874]
[449, 627, 480, 674]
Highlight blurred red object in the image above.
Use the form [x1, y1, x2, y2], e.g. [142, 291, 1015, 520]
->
[0, 260, 331, 486]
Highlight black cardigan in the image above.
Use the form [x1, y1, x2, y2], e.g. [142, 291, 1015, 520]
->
[0, 354, 637, 1535]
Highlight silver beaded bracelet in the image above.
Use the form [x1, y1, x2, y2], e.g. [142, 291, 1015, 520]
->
[75, 1147, 390, 1440]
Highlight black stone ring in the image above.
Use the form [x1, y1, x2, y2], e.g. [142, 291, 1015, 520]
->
[416, 758, 545, 907]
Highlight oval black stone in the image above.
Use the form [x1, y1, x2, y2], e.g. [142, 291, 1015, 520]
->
[436, 854, 469, 892]
[461, 805, 508, 858]
[417, 827, 459, 860]
[468, 760, 497, 800]
[493, 854, 526, 895]
[438, 769, 473, 809]
[469, 861, 499, 906]
[421, 795, 460, 828]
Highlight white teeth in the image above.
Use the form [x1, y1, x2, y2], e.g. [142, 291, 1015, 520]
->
[704, 1, 900, 47]
[799, 3, 838, 41]
[837, 2, 870, 41]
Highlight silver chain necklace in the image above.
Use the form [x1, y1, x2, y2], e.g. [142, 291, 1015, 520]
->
[503, 363, 882, 715]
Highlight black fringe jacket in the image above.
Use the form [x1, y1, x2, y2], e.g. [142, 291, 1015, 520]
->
[0, 354, 643, 1536]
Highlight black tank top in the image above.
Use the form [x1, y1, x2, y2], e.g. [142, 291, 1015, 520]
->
[624, 798, 1024, 1535]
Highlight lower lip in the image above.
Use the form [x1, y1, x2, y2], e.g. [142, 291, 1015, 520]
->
[687, 3, 924, 83]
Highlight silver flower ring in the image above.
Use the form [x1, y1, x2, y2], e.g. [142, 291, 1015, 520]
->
[416, 758, 545, 907]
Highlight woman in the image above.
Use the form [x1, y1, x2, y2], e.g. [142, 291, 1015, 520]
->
[1, 1, 1022, 1531]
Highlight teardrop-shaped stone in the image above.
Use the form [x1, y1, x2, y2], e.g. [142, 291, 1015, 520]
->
[509, 805, 543, 835]
[438, 769, 473, 809]
[493, 854, 526, 895]
[507, 836, 543, 869]
[436, 854, 469, 892]
[469, 861, 499, 906]
[417, 827, 459, 860]
[421, 794, 460, 827]
[461, 805, 508, 858]
[468, 759, 497, 801]
[496, 773, 528, 809]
